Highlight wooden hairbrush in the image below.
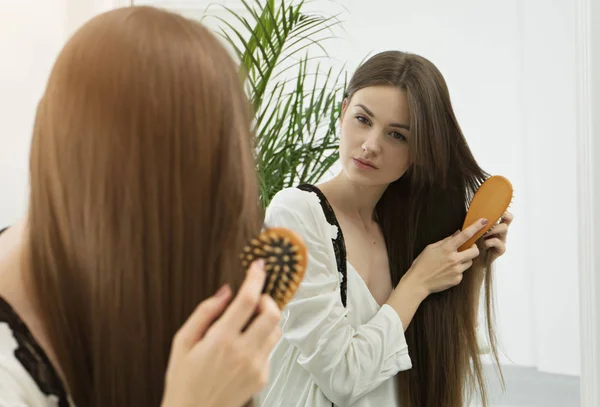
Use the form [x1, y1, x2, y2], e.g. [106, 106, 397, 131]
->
[458, 175, 513, 252]
[240, 227, 308, 309]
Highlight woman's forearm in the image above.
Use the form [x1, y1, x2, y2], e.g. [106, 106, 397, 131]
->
[386, 262, 486, 332]
[385, 276, 428, 331]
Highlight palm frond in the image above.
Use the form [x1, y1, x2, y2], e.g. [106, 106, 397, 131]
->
[205, 0, 347, 207]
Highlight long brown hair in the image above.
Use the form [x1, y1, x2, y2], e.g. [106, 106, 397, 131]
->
[345, 51, 503, 407]
[26, 6, 261, 406]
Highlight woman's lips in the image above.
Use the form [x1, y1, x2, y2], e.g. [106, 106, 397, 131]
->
[353, 158, 378, 170]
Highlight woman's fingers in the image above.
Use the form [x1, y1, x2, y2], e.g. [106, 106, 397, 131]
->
[461, 259, 473, 271]
[501, 211, 514, 226]
[447, 218, 488, 250]
[485, 222, 509, 238]
[173, 285, 232, 354]
[457, 243, 480, 262]
[434, 229, 461, 247]
[484, 237, 506, 255]
[215, 260, 266, 333]
[261, 322, 282, 359]
[242, 295, 281, 348]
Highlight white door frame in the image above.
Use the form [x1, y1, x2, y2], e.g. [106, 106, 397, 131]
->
[576, 0, 599, 404]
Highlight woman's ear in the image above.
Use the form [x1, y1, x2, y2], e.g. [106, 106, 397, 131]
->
[340, 97, 349, 126]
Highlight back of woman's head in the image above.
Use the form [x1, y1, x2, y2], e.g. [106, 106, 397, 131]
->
[27, 6, 260, 406]
[345, 51, 499, 407]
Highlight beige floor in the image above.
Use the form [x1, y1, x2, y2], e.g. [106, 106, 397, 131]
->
[471, 364, 580, 407]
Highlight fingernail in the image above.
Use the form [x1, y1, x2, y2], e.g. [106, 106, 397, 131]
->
[481, 218, 488, 225]
[248, 259, 265, 275]
[215, 284, 230, 298]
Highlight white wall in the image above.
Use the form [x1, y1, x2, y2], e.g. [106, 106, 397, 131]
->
[520, 0, 580, 376]
[0, 0, 68, 226]
[65, 0, 128, 36]
[0, 0, 122, 227]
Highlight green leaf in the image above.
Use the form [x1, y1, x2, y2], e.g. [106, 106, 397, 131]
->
[208, 0, 347, 207]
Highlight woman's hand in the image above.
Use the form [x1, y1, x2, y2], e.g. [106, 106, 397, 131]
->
[386, 219, 488, 330]
[403, 218, 489, 295]
[471, 210, 514, 285]
[161, 260, 281, 407]
[479, 211, 513, 263]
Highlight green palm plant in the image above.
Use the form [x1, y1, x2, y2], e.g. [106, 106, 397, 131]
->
[204, 0, 347, 208]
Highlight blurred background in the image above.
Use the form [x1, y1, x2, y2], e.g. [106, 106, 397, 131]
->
[1, 1, 596, 405]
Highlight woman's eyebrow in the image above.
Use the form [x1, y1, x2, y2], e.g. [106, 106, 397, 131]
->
[355, 103, 410, 130]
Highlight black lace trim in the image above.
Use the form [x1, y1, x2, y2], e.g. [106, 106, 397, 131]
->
[0, 227, 70, 407]
[297, 184, 348, 308]
[0, 297, 70, 406]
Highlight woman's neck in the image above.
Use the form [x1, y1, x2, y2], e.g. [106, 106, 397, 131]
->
[0, 219, 31, 311]
[319, 172, 387, 227]
[0, 219, 67, 385]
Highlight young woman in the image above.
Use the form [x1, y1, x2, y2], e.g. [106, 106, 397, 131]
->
[259, 51, 513, 407]
[0, 6, 281, 407]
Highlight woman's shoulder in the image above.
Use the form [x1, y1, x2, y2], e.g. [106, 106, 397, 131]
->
[266, 186, 337, 237]
[268, 186, 325, 217]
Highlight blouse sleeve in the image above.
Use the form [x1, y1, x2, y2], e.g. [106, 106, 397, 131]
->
[0, 363, 44, 407]
[265, 189, 412, 406]
[0, 322, 56, 407]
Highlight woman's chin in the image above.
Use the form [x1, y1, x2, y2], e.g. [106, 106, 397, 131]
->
[342, 169, 385, 188]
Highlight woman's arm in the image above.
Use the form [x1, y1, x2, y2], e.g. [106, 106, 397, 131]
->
[386, 220, 488, 331]
[384, 275, 428, 331]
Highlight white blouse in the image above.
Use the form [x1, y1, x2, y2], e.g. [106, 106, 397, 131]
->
[0, 299, 70, 407]
[257, 187, 412, 407]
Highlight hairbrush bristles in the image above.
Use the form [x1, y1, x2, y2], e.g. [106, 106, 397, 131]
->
[459, 175, 514, 252]
[240, 227, 308, 309]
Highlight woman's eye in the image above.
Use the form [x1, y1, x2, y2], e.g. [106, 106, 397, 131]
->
[390, 131, 406, 141]
[356, 116, 370, 125]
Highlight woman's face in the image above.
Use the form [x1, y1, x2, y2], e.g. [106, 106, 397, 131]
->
[339, 85, 411, 187]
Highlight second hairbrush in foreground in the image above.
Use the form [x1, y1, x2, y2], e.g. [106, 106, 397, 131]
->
[241, 227, 308, 309]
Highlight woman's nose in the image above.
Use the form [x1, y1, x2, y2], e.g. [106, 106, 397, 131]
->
[361, 131, 382, 156]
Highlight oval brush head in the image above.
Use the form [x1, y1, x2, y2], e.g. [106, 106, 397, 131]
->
[240, 227, 308, 309]
[458, 175, 514, 252]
